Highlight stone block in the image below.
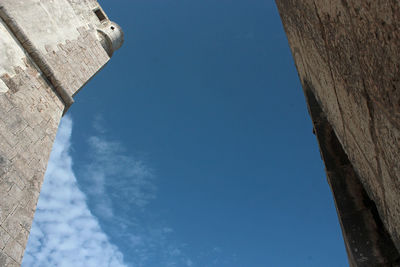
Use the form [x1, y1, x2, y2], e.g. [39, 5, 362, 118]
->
[3, 238, 24, 263]
[0, 226, 11, 250]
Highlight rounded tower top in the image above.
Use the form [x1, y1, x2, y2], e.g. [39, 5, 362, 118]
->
[96, 21, 124, 57]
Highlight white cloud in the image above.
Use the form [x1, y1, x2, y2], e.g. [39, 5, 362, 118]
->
[23, 115, 194, 267]
[78, 117, 195, 267]
[22, 116, 127, 267]
[82, 134, 156, 220]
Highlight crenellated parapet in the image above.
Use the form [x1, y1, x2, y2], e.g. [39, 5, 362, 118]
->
[0, 1, 123, 265]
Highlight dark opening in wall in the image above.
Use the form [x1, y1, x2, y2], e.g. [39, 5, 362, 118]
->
[94, 8, 106, 22]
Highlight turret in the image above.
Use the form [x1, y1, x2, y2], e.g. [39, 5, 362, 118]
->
[97, 21, 124, 57]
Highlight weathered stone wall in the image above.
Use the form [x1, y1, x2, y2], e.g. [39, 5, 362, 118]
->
[0, 0, 123, 265]
[0, 21, 26, 94]
[275, 0, 400, 264]
[66, 0, 109, 27]
[0, 26, 64, 266]
[0, 0, 111, 98]
[304, 84, 399, 266]
[42, 26, 110, 97]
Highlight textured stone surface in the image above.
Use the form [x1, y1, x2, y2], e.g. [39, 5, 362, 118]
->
[276, 0, 400, 264]
[304, 85, 399, 266]
[0, 57, 64, 266]
[0, 20, 26, 94]
[42, 26, 110, 97]
[0, 0, 123, 265]
[66, 0, 109, 28]
[1, 0, 93, 53]
[0, 0, 111, 98]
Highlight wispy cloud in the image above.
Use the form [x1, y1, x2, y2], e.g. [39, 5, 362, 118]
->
[23, 115, 193, 267]
[22, 116, 127, 267]
[78, 116, 193, 267]
[82, 134, 156, 219]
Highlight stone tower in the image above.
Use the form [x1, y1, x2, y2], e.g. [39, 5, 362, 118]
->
[0, 1, 123, 265]
[276, 0, 400, 266]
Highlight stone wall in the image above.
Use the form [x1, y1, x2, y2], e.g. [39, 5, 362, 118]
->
[42, 26, 110, 97]
[0, 43, 64, 266]
[0, 0, 123, 265]
[275, 0, 400, 265]
[0, 0, 112, 99]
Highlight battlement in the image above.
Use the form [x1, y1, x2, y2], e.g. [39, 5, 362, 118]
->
[0, 1, 123, 265]
[0, 0, 123, 110]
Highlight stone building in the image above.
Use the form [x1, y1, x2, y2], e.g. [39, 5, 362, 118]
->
[0, 1, 123, 265]
[276, 0, 400, 266]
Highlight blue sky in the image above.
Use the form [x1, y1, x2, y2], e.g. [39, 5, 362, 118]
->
[24, 1, 348, 266]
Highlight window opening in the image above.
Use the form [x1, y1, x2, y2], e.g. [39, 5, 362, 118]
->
[94, 8, 106, 22]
